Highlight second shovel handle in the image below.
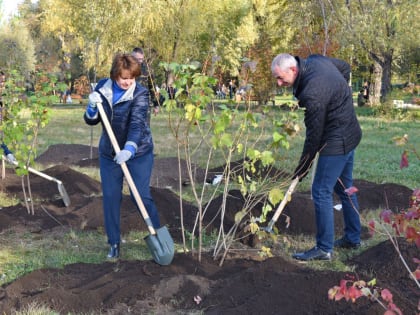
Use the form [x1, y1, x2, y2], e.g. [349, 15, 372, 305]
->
[271, 177, 299, 223]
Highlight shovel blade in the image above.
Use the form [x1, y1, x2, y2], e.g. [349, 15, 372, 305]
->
[58, 183, 71, 207]
[144, 226, 174, 266]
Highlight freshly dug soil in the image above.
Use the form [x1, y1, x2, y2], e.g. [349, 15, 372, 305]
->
[0, 144, 417, 314]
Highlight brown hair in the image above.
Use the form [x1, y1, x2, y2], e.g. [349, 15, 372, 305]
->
[110, 53, 141, 80]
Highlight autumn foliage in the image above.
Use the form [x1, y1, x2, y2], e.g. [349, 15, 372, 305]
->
[328, 276, 402, 315]
[378, 188, 420, 248]
[329, 188, 420, 314]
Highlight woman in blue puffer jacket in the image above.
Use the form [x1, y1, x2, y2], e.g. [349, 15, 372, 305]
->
[84, 53, 160, 259]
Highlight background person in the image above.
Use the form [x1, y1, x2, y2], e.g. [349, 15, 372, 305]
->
[357, 81, 369, 106]
[84, 53, 161, 259]
[271, 53, 362, 261]
[131, 47, 161, 122]
[228, 79, 236, 99]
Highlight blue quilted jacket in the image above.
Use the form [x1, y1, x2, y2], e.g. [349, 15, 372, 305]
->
[84, 78, 153, 159]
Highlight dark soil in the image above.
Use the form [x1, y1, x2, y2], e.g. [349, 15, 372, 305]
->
[0, 144, 418, 314]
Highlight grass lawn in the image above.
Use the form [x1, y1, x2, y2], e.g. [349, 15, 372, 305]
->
[38, 102, 419, 190]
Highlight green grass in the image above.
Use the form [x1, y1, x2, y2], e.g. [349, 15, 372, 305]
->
[355, 116, 419, 189]
[36, 106, 102, 156]
[36, 103, 419, 189]
[0, 228, 105, 285]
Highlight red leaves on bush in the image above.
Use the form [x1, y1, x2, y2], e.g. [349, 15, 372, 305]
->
[381, 288, 393, 303]
[379, 210, 393, 224]
[331, 188, 419, 315]
[413, 258, 420, 280]
[345, 186, 359, 196]
[410, 188, 420, 208]
[400, 151, 409, 169]
[328, 279, 363, 303]
[406, 226, 418, 243]
[379, 188, 420, 248]
[328, 278, 403, 314]
[368, 220, 376, 236]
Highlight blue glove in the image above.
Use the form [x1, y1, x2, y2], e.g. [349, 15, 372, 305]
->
[114, 144, 136, 164]
[86, 103, 98, 118]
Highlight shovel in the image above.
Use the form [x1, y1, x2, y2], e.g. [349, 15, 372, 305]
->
[96, 102, 174, 266]
[262, 177, 299, 233]
[3, 157, 71, 207]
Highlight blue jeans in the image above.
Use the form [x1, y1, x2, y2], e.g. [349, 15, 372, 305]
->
[311, 150, 360, 252]
[100, 150, 160, 245]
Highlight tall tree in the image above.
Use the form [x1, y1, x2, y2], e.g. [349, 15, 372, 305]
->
[275, 0, 341, 57]
[0, 20, 36, 75]
[129, 0, 256, 78]
[333, 0, 420, 104]
[242, 0, 291, 103]
[42, 0, 138, 81]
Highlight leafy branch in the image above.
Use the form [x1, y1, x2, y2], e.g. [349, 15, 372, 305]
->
[1, 69, 64, 214]
[160, 61, 300, 265]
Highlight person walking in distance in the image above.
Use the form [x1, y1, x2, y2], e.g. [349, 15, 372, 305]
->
[131, 47, 160, 123]
[84, 53, 161, 259]
[271, 53, 362, 261]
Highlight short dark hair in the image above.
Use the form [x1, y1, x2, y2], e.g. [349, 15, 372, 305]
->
[110, 54, 141, 80]
[132, 47, 144, 54]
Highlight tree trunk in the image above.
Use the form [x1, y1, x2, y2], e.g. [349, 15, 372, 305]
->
[370, 60, 382, 106]
[369, 49, 393, 106]
[381, 52, 393, 101]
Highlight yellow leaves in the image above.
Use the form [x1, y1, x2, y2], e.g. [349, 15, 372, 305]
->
[392, 134, 408, 146]
[236, 143, 244, 154]
[268, 187, 284, 206]
[259, 246, 273, 258]
[234, 209, 247, 224]
[249, 222, 260, 234]
[184, 103, 201, 122]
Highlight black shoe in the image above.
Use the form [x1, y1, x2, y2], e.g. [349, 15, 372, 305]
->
[292, 247, 332, 261]
[334, 237, 360, 249]
[107, 244, 120, 259]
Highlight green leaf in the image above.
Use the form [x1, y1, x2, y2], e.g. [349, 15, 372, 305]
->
[234, 210, 247, 224]
[268, 188, 284, 205]
[219, 133, 233, 147]
[273, 131, 284, 142]
[261, 151, 274, 166]
[250, 222, 259, 234]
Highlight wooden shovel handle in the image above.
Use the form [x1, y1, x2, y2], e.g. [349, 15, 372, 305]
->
[96, 102, 156, 235]
[271, 177, 299, 223]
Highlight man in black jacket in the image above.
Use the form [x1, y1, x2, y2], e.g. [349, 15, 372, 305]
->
[271, 53, 362, 261]
[131, 47, 161, 124]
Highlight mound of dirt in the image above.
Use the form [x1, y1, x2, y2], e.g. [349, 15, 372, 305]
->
[0, 144, 417, 314]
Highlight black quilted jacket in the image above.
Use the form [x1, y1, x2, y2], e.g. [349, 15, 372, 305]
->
[84, 78, 153, 159]
[293, 54, 362, 178]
